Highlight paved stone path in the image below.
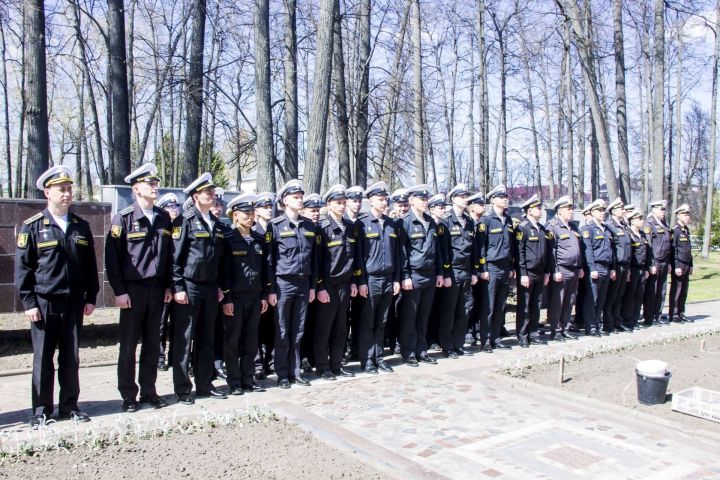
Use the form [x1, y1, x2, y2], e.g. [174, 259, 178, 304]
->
[1, 301, 719, 479]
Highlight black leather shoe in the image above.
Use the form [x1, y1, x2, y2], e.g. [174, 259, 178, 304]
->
[518, 339, 529, 348]
[122, 399, 139, 413]
[492, 341, 511, 350]
[229, 387, 244, 396]
[60, 410, 91, 422]
[455, 348, 474, 356]
[363, 364, 379, 374]
[333, 368, 355, 378]
[301, 358, 313, 373]
[29, 414, 46, 429]
[404, 356, 420, 367]
[377, 360, 394, 373]
[139, 394, 168, 409]
[215, 366, 228, 380]
[320, 370, 337, 381]
[196, 388, 227, 399]
[482, 344, 493, 353]
[254, 371, 267, 381]
[443, 350, 459, 359]
[293, 376, 311, 386]
[616, 325, 631, 332]
[419, 354, 437, 364]
[589, 328, 602, 337]
[552, 333, 566, 342]
[157, 361, 169, 371]
[176, 393, 194, 405]
[658, 317, 670, 325]
[561, 331, 577, 340]
[277, 378, 291, 389]
[242, 384, 267, 393]
[680, 314, 692, 323]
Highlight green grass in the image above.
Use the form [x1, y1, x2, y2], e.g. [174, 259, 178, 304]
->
[687, 252, 720, 303]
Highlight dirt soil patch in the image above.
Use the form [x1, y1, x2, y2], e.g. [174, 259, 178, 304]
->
[0, 419, 386, 479]
[518, 335, 720, 436]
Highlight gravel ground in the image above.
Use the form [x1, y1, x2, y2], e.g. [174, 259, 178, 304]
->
[0, 419, 387, 479]
[519, 334, 720, 435]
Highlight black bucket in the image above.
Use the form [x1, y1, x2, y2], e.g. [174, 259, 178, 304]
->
[635, 369, 671, 405]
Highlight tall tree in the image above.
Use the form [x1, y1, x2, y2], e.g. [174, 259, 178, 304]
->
[181, 0, 207, 185]
[0, 18, 12, 197]
[671, 16, 683, 223]
[614, 0, 630, 201]
[256, 0, 275, 190]
[283, 0, 298, 181]
[354, 0, 371, 187]
[24, 0, 49, 198]
[702, 0, 719, 259]
[108, 0, 131, 183]
[332, 0, 350, 186]
[651, 0, 665, 199]
[476, 0, 489, 193]
[411, 0, 424, 183]
[303, 0, 336, 193]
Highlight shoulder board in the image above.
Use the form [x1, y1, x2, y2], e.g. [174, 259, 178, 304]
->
[442, 212, 453, 219]
[357, 213, 368, 220]
[24, 212, 44, 225]
[519, 220, 529, 228]
[271, 216, 285, 225]
[118, 205, 134, 216]
[320, 219, 332, 228]
[182, 209, 195, 219]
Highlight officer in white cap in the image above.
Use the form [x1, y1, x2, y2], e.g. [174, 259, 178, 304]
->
[345, 186, 365, 224]
[669, 204, 693, 323]
[302, 193, 323, 224]
[389, 188, 410, 219]
[478, 185, 514, 351]
[221, 193, 268, 394]
[344, 185, 368, 363]
[624, 210, 654, 329]
[105, 163, 172, 412]
[156, 192, 181, 371]
[16, 165, 99, 427]
[465, 191, 486, 346]
[266, 180, 318, 388]
[642, 199, 671, 326]
[252, 192, 276, 380]
[428, 194, 447, 222]
[603, 198, 633, 333]
[171, 173, 229, 403]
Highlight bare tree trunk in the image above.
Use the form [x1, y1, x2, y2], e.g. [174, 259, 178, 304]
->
[0, 20, 11, 196]
[424, 110, 437, 193]
[652, 0, 665, 199]
[476, 0, 488, 193]
[127, 0, 138, 164]
[181, 0, 207, 184]
[332, 0, 350, 186]
[702, 0, 719, 259]
[75, 80, 84, 200]
[671, 19, 683, 224]
[565, 21, 575, 201]
[614, 0, 630, 201]
[491, 11, 508, 186]
[354, 0, 370, 187]
[435, 37, 457, 189]
[24, 0, 49, 198]
[411, 0, 425, 183]
[255, 0, 276, 190]
[15, 7, 26, 197]
[283, 0, 298, 181]
[108, 0, 131, 183]
[558, 30, 566, 195]
[468, 32, 475, 189]
[539, 60, 555, 200]
[519, 25, 542, 193]
[577, 89, 586, 207]
[303, 0, 336, 193]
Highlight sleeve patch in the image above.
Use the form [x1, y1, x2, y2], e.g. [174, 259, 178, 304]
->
[111, 225, 122, 238]
[172, 227, 182, 239]
[17, 233, 28, 248]
[516, 232, 523, 241]
[582, 230, 590, 239]
[438, 225, 445, 235]
[478, 224, 486, 233]
[265, 232, 272, 243]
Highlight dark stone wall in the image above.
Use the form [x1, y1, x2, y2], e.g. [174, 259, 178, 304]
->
[0, 199, 114, 313]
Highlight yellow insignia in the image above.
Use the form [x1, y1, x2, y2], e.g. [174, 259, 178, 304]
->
[582, 230, 590, 239]
[438, 225, 445, 235]
[17, 233, 28, 248]
[516, 232, 523, 241]
[316, 234, 321, 245]
[265, 232, 272, 243]
[546, 232, 554, 240]
[172, 227, 181, 239]
[478, 224, 486, 233]
[44, 218, 50, 226]
[111, 225, 122, 238]
[643, 226, 651, 234]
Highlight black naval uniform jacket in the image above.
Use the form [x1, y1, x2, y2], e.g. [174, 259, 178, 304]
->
[671, 223, 693, 273]
[266, 213, 319, 291]
[514, 218, 550, 277]
[396, 210, 447, 288]
[222, 227, 269, 300]
[105, 202, 173, 295]
[317, 214, 365, 290]
[16, 209, 100, 310]
[439, 209, 479, 282]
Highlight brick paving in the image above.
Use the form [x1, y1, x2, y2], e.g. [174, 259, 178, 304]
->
[1, 301, 719, 479]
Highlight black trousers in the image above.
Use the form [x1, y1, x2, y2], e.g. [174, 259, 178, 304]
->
[224, 294, 261, 388]
[643, 261, 668, 324]
[604, 264, 629, 330]
[573, 273, 588, 328]
[669, 268, 690, 318]
[385, 294, 401, 351]
[467, 281, 487, 339]
[399, 283, 435, 359]
[516, 272, 544, 340]
[439, 277, 472, 352]
[314, 281, 350, 372]
[301, 301, 317, 367]
[584, 269, 610, 332]
[31, 295, 84, 417]
[481, 262, 510, 345]
[359, 275, 394, 367]
[622, 267, 646, 327]
[548, 267, 580, 334]
[159, 302, 172, 364]
[172, 281, 218, 395]
[117, 282, 164, 400]
[273, 276, 309, 380]
[254, 305, 275, 374]
[348, 295, 364, 358]
[213, 305, 225, 370]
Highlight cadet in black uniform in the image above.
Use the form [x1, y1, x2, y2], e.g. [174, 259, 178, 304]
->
[300, 193, 323, 374]
[253, 193, 276, 379]
[345, 186, 365, 363]
[222, 193, 269, 394]
[211, 189, 230, 381]
[604, 198, 632, 333]
[643, 200, 672, 326]
[105, 163, 172, 412]
[157, 193, 181, 371]
[623, 210, 654, 328]
[16, 165, 99, 427]
[385, 188, 410, 355]
[437, 185, 478, 358]
[314, 185, 364, 380]
[478, 185, 515, 351]
[357, 182, 400, 374]
[397, 185, 446, 366]
[546, 196, 584, 341]
[171, 173, 228, 404]
[466, 192, 487, 347]
[669, 204, 693, 323]
[580, 199, 616, 336]
[514, 195, 549, 347]
[267, 180, 318, 388]
[569, 210, 593, 332]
